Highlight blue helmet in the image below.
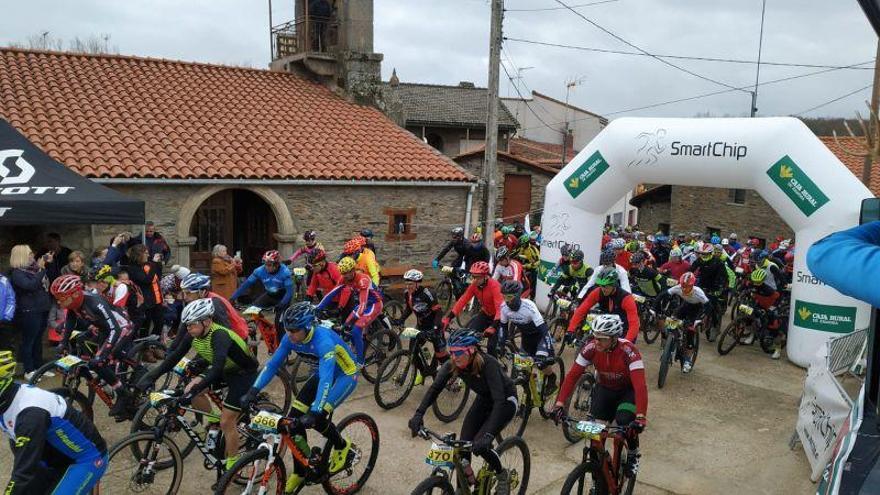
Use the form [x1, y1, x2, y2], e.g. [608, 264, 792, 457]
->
[754, 249, 769, 263]
[180, 273, 211, 292]
[711, 235, 721, 245]
[447, 328, 481, 348]
[281, 302, 316, 331]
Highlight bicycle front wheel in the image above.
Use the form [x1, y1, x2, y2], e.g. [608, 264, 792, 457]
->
[500, 381, 531, 440]
[97, 431, 183, 495]
[562, 374, 594, 444]
[374, 349, 416, 410]
[496, 435, 531, 495]
[658, 335, 676, 389]
[130, 402, 199, 467]
[432, 375, 470, 423]
[410, 475, 454, 495]
[560, 462, 598, 495]
[538, 357, 565, 419]
[642, 313, 661, 345]
[549, 317, 569, 357]
[435, 280, 454, 313]
[717, 319, 745, 355]
[214, 446, 286, 495]
[361, 328, 401, 383]
[323, 412, 381, 494]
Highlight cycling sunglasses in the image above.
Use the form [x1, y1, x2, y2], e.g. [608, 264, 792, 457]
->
[448, 346, 474, 358]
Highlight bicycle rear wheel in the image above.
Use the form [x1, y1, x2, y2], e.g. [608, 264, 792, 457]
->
[213, 446, 286, 494]
[432, 375, 470, 423]
[560, 462, 598, 495]
[323, 412, 381, 494]
[538, 357, 565, 419]
[410, 475, 454, 495]
[361, 328, 401, 383]
[98, 431, 183, 494]
[495, 435, 531, 495]
[658, 335, 676, 389]
[500, 381, 531, 440]
[642, 312, 661, 345]
[374, 349, 416, 410]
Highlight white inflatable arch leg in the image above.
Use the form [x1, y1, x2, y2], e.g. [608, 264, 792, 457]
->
[537, 117, 873, 367]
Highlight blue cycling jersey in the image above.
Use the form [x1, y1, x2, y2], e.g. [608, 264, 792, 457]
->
[253, 325, 358, 413]
[231, 264, 294, 306]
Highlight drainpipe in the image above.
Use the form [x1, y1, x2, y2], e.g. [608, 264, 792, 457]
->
[464, 184, 476, 234]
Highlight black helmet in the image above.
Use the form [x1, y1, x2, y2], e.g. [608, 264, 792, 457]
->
[303, 230, 317, 242]
[451, 227, 464, 238]
[360, 229, 374, 239]
[570, 249, 584, 262]
[630, 252, 645, 265]
[500, 280, 523, 295]
[600, 249, 615, 265]
[560, 244, 572, 257]
[496, 246, 510, 259]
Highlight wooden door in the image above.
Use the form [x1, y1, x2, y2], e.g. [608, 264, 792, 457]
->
[502, 174, 532, 223]
[190, 190, 234, 273]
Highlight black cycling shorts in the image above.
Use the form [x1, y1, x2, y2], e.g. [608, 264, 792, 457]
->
[222, 371, 259, 412]
[520, 331, 554, 359]
[590, 385, 636, 426]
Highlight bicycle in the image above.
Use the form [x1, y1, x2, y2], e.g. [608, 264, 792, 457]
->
[214, 405, 380, 494]
[556, 313, 597, 358]
[410, 427, 530, 495]
[500, 349, 564, 439]
[558, 417, 637, 495]
[29, 331, 169, 420]
[631, 294, 661, 345]
[373, 326, 470, 422]
[657, 316, 702, 389]
[703, 290, 725, 342]
[717, 300, 779, 356]
[546, 288, 578, 348]
[434, 265, 467, 313]
[237, 304, 280, 358]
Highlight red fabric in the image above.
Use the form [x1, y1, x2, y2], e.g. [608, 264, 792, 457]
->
[307, 263, 342, 298]
[659, 260, 690, 280]
[615, 251, 632, 272]
[452, 278, 503, 321]
[208, 291, 248, 340]
[568, 288, 640, 342]
[558, 339, 648, 417]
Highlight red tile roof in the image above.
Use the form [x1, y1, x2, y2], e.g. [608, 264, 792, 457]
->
[0, 48, 472, 182]
[453, 148, 559, 175]
[818, 136, 880, 196]
[508, 137, 577, 167]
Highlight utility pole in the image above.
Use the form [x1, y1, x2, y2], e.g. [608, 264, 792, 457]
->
[750, 0, 766, 117]
[562, 76, 585, 162]
[863, 39, 880, 187]
[482, 0, 503, 247]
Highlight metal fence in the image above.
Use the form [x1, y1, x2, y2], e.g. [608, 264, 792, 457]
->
[825, 327, 870, 376]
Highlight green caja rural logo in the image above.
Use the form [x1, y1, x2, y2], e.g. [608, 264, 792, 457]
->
[766, 155, 829, 217]
[794, 299, 856, 334]
[564, 150, 610, 199]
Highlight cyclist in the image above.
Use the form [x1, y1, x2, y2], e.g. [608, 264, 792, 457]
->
[230, 250, 293, 330]
[500, 280, 557, 392]
[443, 261, 505, 357]
[492, 246, 527, 296]
[240, 303, 357, 491]
[568, 268, 640, 343]
[0, 351, 108, 494]
[580, 249, 632, 296]
[434, 227, 478, 271]
[360, 228, 377, 257]
[136, 298, 258, 471]
[179, 273, 249, 340]
[550, 243, 573, 278]
[748, 268, 784, 359]
[658, 248, 690, 280]
[690, 243, 727, 329]
[753, 250, 784, 291]
[656, 272, 709, 373]
[408, 329, 516, 493]
[552, 314, 647, 476]
[611, 238, 632, 271]
[549, 249, 592, 300]
[315, 257, 383, 365]
[288, 230, 323, 265]
[343, 238, 380, 286]
[92, 264, 130, 311]
[728, 233, 742, 251]
[392, 269, 448, 365]
[51, 274, 135, 418]
[629, 253, 667, 299]
[305, 249, 342, 302]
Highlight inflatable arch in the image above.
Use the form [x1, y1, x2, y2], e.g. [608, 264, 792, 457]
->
[537, 117, 873, 367]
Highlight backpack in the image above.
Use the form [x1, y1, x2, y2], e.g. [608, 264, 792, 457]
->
[120, 279, 145, 309]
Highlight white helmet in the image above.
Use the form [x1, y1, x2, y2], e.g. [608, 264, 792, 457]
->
[669, 248, 682, 258]
[181, 298, 215, 325]
[611, 238, 626, 250]
[403, 269, 423, 282]
[592, 314, 624, 338]
[729, 233, 738, 240]
[721, 238, 729, 245]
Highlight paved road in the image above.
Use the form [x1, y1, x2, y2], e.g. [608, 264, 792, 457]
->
[2, 319, 816, 494]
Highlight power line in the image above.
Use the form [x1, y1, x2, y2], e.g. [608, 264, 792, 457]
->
[503, 36, 874, 71]
[550, 0, 747, 93]
[793, 83, 874, 116]
[501, 46, 559, 123]
[499, 56, 563, 135]
[505, 0, 618, 12]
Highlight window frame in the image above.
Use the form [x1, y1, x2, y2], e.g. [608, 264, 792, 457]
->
[384, 207, 417, 241]
[727, 188, 747, 205]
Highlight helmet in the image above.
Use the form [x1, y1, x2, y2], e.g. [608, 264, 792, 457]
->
[496, 246, 510, 259]
[751, 268, 768, 284]
[611, 238, 626, 250]
[713, 244, 723, 254]
[711, 235, 721, 245]
[471, 232, 482, 243]
[630, 252, 645, 265]
[749, 238, 760, 247]
[0, 351, 15, 394]
[570, 249, 584, 262]
[599, 249, 616, 265]
[779, 239, 790, 250]
[343, 239, 361, 255]
[338, 257, 357, 274]
[670, 248, 682, 258]
[721, 238, 729, 246]
[360, 229, 374, 239]
[281, 302, 316, 331]
[95, 264, 114, 282]
[697, 243, 713, 255]
[50, 274, 84, 300]
[303, 230, 317, 242]
[160, 274, 180, 294]
[469, 261, 490, 276]
[354, 236, 368, 248]
[518, 234, 530, 246]
[595, 267, 620, 287]
[754, 250, 769, 263]
[181, 298, 215, 325]
[501, 226, 514, 235]
[679, 272, 696, 289]
[500, 280, 523, 295]
[592, 314, 624, 338]
[451, 227, 465, 238]
[309, 249, 327, 264]
[729, 233, 738, 240]
[180, 273, 211, 292]
[559, 244, 572, 258]
[263, 250, 281, 264]
[447, 328, 481, 348]
[403, 269, 423, 282]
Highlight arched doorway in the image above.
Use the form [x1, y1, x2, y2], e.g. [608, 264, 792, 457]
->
[189, 189, 278, 274]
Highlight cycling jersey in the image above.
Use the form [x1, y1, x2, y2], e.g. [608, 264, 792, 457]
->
[499, 299, 545, 336]
[254, 325, 357, 413]
[665, 284, 709, 305]
[550, 262, 593, 294]
[615, 251, 632, 272]
[492, 259, 524, 283]
[306, 263, 342, 299]
[558, 339, 648, 418]
[231, 264, 294, 307]
[62, 293, 132, 361]
[317, 272, 382, 319]
[630, 265, 666, 298]
[186, 323, 258, 397]
[289, 243, 324, 263]
[1, 384, 107, 495]
[690, 257, 727, 293]
[580, 264, 632, 296]
[435, 239, 490, 270]
[207, 292, 249, 339]
[355, 248, 381, 285]
[568, 287, 640, 342]
[451, 278, 504, 322]
[102, 281, 129, 310]
[658, 259, 691, 280]
[515, 244, 540, 271]
[757, 260, 784, 291]
[401, 286, 442, 330]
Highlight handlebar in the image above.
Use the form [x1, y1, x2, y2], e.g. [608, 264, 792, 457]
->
[418, 427, 472, 449]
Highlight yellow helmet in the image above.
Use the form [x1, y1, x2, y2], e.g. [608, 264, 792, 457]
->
[338, 257, 357, 274]
[0, 351, 15, 393]
[96, 264, 114, 281]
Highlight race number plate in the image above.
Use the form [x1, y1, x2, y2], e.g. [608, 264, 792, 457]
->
[173, 357, 191, 376]
[667, 278, 677, 287]
[513, 354, 534, 370]
[738, 304, 754, 316]
[250, 410, 283, 433]
[441, 266, 454, 274]
[632, 294, 646, 304]
[425, 443, 455, 467]
[149, 391, 171, 406]
[556, 298, 571, 309]
[735, 267, 744, 274]
[400, 327, 421, 339]
[665, 319, 682, 330]
[242, 306, 262, 317]
[293, 267, 307, 277]
[575, 420, 606, 439]
[55, 355, 83, 371]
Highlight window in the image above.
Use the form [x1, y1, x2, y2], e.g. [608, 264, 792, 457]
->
[627, 209, 637, 226]
[612, 212, 623, 226]
[384, 208, 417, 241]
[728, 188, 746, 205]
[658, 223, 670, 235]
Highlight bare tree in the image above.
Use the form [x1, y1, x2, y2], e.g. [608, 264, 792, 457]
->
[6, 32, 118, 54]
[832, 101, 880, 186]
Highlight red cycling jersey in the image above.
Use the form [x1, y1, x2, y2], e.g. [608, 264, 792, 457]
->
[306, 263, 342, 299]
[568, 287, 640, 342]
[558, 339, 648, 417]
[452, 278, 503, 322]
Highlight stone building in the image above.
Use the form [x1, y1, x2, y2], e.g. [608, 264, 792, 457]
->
[630, 136, 880, 244]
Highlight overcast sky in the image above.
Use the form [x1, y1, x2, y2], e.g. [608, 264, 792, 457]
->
[2, 0, 877, 120]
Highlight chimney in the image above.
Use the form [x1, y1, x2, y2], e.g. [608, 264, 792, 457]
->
[458, 81, 475, 88]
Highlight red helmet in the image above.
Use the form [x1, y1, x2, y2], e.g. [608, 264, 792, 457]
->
[679, 272, 696, 289]
[343, 239, 361, 255]
[784, 251, 795, 272]
[262, 250, 281, 264]
[697, 243, 713, 255]
[50, 274, 85, 306]
[749, 238, 760, 247]
[469, 261, 490, 276]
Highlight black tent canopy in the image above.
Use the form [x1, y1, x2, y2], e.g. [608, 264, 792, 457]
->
[0, 118, 144, 225]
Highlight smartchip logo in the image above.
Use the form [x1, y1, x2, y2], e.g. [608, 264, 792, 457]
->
[628, 129, 667, 167]
[670, 141, 748, 160]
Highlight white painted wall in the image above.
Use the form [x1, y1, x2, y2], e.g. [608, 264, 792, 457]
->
[502, 92, 606, 151]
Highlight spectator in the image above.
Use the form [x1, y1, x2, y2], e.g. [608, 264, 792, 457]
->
[309, 0, 332, 51]
[104, 231, 133, 267]
[211, 244, 241, 300]
[90, 247, 108, 271]
[143, 221, 171, 264]
[61, 250, 88, 280]
[37, 232, 72, 282]
[9, 245, 52, 379]
[0, 272, 15, 353]
[126, 244, 164, 338]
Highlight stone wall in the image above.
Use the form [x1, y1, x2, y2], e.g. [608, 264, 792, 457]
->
[635, 196, 671, 234]
[669, 186, 794, 242]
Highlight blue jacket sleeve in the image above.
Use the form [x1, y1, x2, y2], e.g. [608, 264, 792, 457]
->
[316, 284, 345, 311]
[807, 221, 880, 307]
[279, 272, 294, 306]
[231, 271, 259, 300]
[0, 277, 14, 321]
[311, 337, 338, 413]
[252, 333, 293, 391]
